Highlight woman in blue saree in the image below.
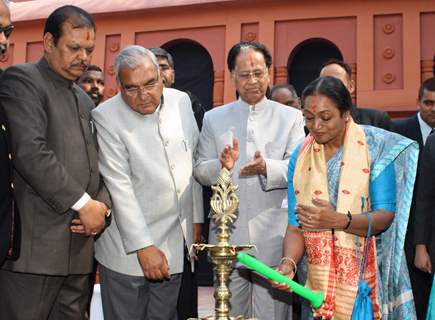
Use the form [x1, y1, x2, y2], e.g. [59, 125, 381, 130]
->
[273, 76, 417, 319]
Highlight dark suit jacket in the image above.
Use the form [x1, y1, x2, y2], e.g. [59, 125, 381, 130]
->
[350, 105, 393, 131]
[0, 58, 110, 276]
[0, 101, 19, 266]
[414, 134, 435, 267]
[393, 115, 424, 148]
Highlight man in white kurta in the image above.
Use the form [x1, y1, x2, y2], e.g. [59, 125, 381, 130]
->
[92, 45, 203, 320]
[194, 42, 305, 319]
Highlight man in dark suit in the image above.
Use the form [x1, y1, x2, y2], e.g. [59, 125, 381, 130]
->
[414, 133, 435, 316]
[0, 6, 111, 320]
[320, 59, 393, 130]
[0, 0, 18, 267]
[394, 77, 435, 319]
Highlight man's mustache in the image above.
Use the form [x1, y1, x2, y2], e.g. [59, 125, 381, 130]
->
[71, 63, 87, 70]
[89, 88, 102, 98]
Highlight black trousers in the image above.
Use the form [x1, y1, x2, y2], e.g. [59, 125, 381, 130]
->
[177, 247, 198, 320]
[405, 241, 432, 320]
[0, 269, 90, 320]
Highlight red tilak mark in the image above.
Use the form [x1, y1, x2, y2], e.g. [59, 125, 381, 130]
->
[86, 30, 91, 40]
[357, 140, 365, 146]
[314, 147, 320, 152]
[342, 189, 351, 195]
[362, 168, 370, 174]
[295, 190, 300, 195]
[309, 96, 319, 112]
[248, 54, 255, 68]
[314, 190, 322, 195]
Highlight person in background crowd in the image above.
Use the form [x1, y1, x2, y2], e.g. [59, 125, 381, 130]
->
[394, 77, 435, 319]
[270, 83, 301, 110]
[0, 0, 19, 268]
[92, 45, 203, 320]
[150, 47, 205, 130]
[194, 41, 305, 320]
[0, 5, 111, 320]
[77, 64, 105, 106]
[320, 59, 393, 131]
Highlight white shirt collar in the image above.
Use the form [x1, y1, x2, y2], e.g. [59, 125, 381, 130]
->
[238, 96, 268, 111]
[417, 112, 433, 145]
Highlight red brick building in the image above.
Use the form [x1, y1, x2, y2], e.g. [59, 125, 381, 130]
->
[3, 0, 435, 117]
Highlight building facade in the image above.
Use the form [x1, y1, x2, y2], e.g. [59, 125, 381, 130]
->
[2, 0, 435, 117]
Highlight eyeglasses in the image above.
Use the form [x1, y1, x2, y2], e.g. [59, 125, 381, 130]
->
[235, 69, 268, 81]
[0, 25, 14, 39]
[122, 78, 160, 97]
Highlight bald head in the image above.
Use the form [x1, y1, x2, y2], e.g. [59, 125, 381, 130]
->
[320, 63, 354, 94]
[0, 0, 12, 61]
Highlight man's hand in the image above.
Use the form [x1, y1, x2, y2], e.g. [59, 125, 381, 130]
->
[192, 223, 203, 260]
[137, 245, 170, 280]
[297, 198, 338, 230]
[239, 151, 266, 177]
[77, 199, 107, 236]
[219, 138, 239, 171]
[415, 244, 432, 273]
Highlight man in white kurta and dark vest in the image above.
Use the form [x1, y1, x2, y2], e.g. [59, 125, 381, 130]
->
[92, 45, 203, 320]
[194, 41, 305, 319]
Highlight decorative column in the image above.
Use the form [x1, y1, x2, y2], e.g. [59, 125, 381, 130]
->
[104, 35, 121, 100]
[213, 70, 224, 107]
[274, 66, 288, 85]
[421, 59, 434, 82]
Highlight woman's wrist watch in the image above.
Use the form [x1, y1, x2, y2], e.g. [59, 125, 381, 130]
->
[343, 211, 352, 230]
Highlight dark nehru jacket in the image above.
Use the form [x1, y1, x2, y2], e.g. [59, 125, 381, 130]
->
[0, 69, 19, 265]
[0, 58, 110, 275]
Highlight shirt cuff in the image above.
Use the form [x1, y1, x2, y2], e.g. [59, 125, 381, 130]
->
[71, 193, 91, 211]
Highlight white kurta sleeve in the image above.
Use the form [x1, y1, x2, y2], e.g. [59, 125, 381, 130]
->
[263, 111, 305, 190]
[194, 112, 222, 186]
[92, 110, 153, 254]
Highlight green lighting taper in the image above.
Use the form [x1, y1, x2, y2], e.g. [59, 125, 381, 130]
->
[236, 252, 325, 309]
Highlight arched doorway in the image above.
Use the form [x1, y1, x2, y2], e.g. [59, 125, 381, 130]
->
[287, 38, 343, 96]
[164, 40, 214, 112]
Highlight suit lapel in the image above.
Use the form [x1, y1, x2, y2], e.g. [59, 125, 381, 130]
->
[409, 115, 424, 149]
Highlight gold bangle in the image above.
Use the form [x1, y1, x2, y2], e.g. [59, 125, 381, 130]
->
[280, 256, 297, 275]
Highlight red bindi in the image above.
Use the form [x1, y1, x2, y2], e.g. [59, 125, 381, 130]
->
[310, 96, 319, 112]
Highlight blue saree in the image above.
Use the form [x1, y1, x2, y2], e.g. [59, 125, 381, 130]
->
[288, 125, 418, 319]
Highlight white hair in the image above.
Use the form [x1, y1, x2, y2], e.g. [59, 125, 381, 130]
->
[114, 45, 159, 81]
